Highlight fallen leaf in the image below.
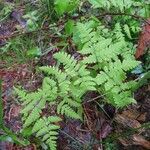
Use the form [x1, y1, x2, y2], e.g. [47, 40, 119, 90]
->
[133, 134, 150, 149]
[135, 19, 150, 58]
[115, 114, 141, 128]
[122, 110, 147, 122]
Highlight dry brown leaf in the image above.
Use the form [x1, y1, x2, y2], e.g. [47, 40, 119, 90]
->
[132, 134, 150, 149]
[115, 114, 141, 128]
[135, 19, 150, 58]
[122, 110, 140, 119]
[119, 135, 150, 149]
[122, 110, 147, 122]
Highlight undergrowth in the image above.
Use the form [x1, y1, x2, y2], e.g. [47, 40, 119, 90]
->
[0, 0, 149, 149]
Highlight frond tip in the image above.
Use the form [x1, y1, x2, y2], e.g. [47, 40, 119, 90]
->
[32, 116, 62, 150]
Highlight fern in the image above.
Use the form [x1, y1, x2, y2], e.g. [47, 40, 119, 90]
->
[88, 0, 135, 12]
[73, 21, 140, 107]
[15, 52, 90, 148]
[57, 97, 82, 120]
[32, 116, 62, 150]
[13, 1, 144, 148]
[53, 51, 96, 93]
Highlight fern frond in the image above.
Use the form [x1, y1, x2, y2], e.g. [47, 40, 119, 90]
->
[32, 116, 62, 150]
[113, 91, 136, 108]
[122, 59, 140, 71]
[39, 66, 67, 83]
[23, 108, 41, 128]
[40, 66, 71, 95]
[61, 104, 82, 120]
[14, 87, 27, 101]
[113, 23, 125, 42]
[54, 51, 79, 77]
[124, 24, 132, 39]
[57, 97, 82, 120]
[88, 0, 134, 12]
[42, 77, 58, 101]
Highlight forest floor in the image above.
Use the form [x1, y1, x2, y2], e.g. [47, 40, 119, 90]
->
[0, 1, 150, 150]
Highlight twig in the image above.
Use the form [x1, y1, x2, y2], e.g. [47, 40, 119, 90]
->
[83, 91, 111, 104]
[83, 95, 103, 104]
[95, 101, 111, 120]
[0, 26, 57, 40]
[60, 130, 84, 144]
[97, 12, 150, 25]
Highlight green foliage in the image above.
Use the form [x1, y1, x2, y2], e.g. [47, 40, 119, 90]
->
[0, 35, 40, 66]
[54, 0, 79, 15]
[73, 21, 140, 107]
[0, 80, 29, 146]
[65, 20, 75, 35]
[23, 11, 39, 31]
[15, 34, 139, 147]
[0, 2, 14, 22]
[15, 51, 96, 148]
[12, 0, 148, 149]
[26, 47, 41, 58]
[32, 116, 61, 150]
[88, 0, 135, 11]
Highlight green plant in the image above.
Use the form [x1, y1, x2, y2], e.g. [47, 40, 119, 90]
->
[0, 35, 40, 66]
[15, 38, 139, 148]
[23, 11, 39, 31]
[0, 80, 29, 146]
[54, 0, 79, 16]
[73, 21, 140, 107]
[15, 52, 97, 149]
[88, 0, 137, 11]
[0, 2, 14, 22]
[13, 0, 147, 149]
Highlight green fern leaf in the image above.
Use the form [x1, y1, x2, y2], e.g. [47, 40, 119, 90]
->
[23, 108, 41, 128]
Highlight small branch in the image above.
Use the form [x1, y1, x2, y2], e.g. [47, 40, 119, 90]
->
[60, 130, 84, 145]
[83, 95, 103, 104]
[97, 12, 150, 25]
[0, 26, 56, 40]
